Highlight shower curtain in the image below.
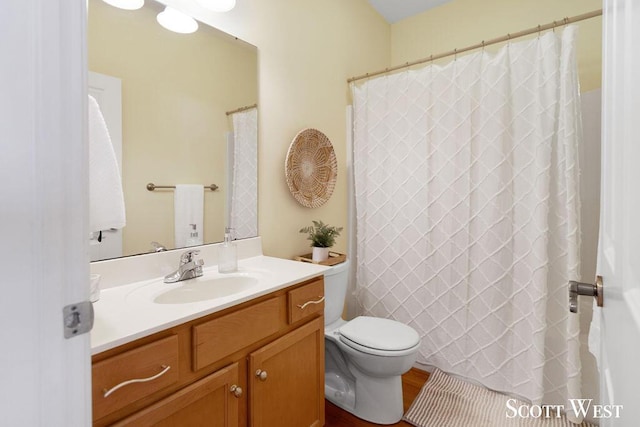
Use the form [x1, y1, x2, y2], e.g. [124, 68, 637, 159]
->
[230, 107, 258, 240]
[352, 27, 582, 419]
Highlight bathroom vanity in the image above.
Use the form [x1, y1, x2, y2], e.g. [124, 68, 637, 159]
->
[91, 245, 328, 427]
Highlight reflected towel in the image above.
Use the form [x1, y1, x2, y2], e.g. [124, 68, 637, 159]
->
[89, 95, 126, 232]
[174, 184, 204, 247]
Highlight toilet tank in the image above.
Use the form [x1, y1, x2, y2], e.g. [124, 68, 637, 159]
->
[323, 259, 350, 326]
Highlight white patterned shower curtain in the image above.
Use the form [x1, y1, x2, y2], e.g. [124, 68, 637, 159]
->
[352, 27, 583, 420]
[230, 107, 258, 239]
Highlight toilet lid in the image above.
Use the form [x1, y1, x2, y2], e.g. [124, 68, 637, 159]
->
[338, 316, 420, 352]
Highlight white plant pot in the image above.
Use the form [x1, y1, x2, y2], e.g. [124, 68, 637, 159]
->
[312, 247, 330, 262]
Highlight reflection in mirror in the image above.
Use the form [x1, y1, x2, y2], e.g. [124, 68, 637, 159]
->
[88, 0, 258, 261]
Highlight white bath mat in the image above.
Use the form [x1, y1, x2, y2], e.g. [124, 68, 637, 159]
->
[403, 369, 596, 427]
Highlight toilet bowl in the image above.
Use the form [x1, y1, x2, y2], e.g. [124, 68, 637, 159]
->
[323, 260, 421, 424]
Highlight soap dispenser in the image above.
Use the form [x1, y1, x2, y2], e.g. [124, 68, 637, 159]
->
[218, 227, 237, 273]
[185, 224, 199, 247]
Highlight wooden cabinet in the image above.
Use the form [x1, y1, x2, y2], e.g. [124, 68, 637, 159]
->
[193, 297, 282, 371]
[113, 363, 240, 427]
[249, 317, 324, 427]
[92, 277, 325, 427]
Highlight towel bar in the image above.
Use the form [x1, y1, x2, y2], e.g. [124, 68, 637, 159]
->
[146, 183, 219, 191]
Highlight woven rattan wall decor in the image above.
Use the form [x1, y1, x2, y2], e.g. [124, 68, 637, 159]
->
[285, 128, 337, 208]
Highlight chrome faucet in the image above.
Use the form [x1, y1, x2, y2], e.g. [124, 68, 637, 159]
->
[164, 250, 204, 283]
[150, 241, 167, 252]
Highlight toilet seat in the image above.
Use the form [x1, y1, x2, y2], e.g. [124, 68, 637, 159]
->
[338, 316, 420, 357]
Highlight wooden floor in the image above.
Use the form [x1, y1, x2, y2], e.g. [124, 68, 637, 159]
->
[325, 368, 430, 427]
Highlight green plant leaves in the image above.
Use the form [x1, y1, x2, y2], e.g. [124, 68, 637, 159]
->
[299, 220, 343, 248]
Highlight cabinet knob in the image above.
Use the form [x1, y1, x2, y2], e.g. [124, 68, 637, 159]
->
[230, 384, 243, 398]
[255, 369, 268, 381]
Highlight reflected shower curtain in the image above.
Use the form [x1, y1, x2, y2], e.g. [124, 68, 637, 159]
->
[230, 107, 258, 239]
[352, 27, 582, 420]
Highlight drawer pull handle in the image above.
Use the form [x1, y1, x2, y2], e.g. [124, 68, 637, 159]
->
[255, 369, 268, 381]
[230, 384, 243, 398]
[103, 365, 171, 398]
[296, 296, 325, 310]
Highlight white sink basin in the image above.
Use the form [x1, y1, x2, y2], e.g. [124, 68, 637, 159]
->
[153, 275, 260, 304]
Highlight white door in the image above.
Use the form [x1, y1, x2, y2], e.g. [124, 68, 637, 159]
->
[89, 71, 124, 261]
[597, 0, 640, 425]
[0, 0, 91, 425]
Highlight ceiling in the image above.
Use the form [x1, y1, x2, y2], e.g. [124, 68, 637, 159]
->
[368, 0, 452, 24]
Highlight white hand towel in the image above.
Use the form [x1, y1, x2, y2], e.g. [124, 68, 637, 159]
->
[88, 95, 126, 233]
[174, 184, 204, 247]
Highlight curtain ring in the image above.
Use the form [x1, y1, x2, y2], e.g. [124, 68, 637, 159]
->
[481, 40, 485, 51]
[454, 48, 457, 60]
[537, 25, 541, 37]
[553, 21, 556, 32]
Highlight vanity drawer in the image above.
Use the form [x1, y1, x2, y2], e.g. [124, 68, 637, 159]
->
[288, 278, 325, 324]
[92, 335, 179, 421]
[192, 297, 282, 371]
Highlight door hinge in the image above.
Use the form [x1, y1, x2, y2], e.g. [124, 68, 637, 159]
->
[63, 301, 94, 339]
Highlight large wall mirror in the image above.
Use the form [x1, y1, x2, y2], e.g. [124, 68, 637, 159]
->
[88, 0, 258, 261]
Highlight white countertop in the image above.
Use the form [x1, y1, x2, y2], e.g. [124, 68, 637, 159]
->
[91, 255, 329, 355]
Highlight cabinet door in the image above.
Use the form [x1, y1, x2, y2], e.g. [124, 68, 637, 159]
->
[249, 317, 324, 427]
[113, 363, 241, 427]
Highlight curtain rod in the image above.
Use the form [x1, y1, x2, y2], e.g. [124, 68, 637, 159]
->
[225, 103, 258, 116]
[347, 9, 602, 84]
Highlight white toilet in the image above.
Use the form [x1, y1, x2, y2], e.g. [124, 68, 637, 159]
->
[323, 260, 421, 424]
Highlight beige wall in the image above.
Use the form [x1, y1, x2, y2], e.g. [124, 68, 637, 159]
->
[88, 0, 257, 256]
[390, 0, 602, 92]
[158, 0, 391, 259]
[163, 0, 601, 260]
[253, 1, 391, 258]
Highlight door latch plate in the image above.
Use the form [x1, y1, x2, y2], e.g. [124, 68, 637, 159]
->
[63, 301, 94, 339]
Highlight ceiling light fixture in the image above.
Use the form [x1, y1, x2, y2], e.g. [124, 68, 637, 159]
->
[196, 0, 237, 13]
[156, 6, 199, 34]
[101, 0, 144, 10]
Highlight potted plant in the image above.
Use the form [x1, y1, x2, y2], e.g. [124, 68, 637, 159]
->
[299, 220, 343, 262]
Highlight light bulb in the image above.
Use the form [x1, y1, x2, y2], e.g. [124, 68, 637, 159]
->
[156, 7, 199, 34]
[101, 0, 144, 10]
[196, 0, 237, 13]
